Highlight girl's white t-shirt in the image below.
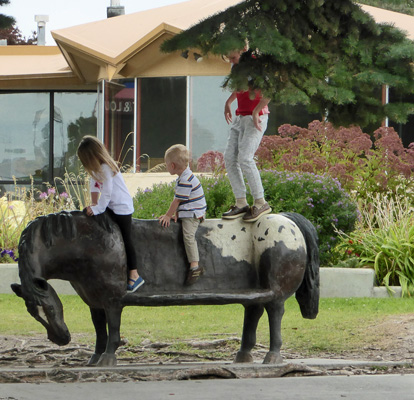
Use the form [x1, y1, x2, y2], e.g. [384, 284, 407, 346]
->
[90, 163, 134, 216]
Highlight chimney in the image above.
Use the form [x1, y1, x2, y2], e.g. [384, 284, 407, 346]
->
[35, 15, 49, 46]
[107, 0, 125, 18]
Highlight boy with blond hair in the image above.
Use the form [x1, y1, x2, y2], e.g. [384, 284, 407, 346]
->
[159, 144, 207, 285]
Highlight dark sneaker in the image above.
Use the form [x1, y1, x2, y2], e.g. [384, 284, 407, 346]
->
[242, 203, 272, 222]
[127, 276, 145, 293]
[222, 205, 250, 219]
[185, 266, 204, 286]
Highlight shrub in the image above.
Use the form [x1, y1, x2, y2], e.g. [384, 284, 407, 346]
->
[335, 193, 414, 297]
[197, 150, 225, 173]
[255, 121, 414, 202]
[0, 175, 81, 263]
[133, 171, 358, 265]
[260, 170, 358, 264]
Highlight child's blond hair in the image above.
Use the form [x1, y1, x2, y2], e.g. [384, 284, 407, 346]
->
[77, 135, 119, 181]
[165, 144, 189, 169]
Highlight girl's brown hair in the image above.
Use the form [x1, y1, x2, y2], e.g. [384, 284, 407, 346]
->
[77, 135, 119, 181]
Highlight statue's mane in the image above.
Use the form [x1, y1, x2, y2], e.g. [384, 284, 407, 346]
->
[18, 210, 114, 258]
[17, 211, 115, 299]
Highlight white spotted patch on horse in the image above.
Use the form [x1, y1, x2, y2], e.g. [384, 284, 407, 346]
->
[202, 214, 306, 264]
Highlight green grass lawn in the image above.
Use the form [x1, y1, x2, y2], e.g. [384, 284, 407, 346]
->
[1, 294, 413, 356]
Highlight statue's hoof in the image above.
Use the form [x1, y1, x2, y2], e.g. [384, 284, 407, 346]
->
[96, 352, 117, 367]
[263, 351, 283, 364]
[87, 353, 102, 366]
[234, 351, 254, 363]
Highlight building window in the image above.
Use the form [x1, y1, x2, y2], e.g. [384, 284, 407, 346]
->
[54, 92, 98, 177]
[389, 88, 414, 147]
[103, 80, 135, 169]
[0, 91, 98, 190]
[0, 92, 50, 184]
[138, 77, 186, 171]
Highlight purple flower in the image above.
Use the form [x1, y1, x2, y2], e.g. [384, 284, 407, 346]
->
[60, 192, 69, 198]
[48, 188, 56, 195]
[39, 192, 47, 199]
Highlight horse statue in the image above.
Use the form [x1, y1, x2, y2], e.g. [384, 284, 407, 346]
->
[11, 210, 319, 367]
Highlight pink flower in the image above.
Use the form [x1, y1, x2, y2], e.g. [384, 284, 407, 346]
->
[39, 192, 47, 199]
[48, 188, 56, 195]
[60, 192, 69, 199]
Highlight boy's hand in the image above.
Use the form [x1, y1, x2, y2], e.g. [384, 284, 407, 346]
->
[159, 214, 176, 227]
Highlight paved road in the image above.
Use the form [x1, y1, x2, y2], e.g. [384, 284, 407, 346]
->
[1, 374, 414, 400]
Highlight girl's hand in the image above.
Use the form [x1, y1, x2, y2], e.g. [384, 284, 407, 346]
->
[85, 206, 94, 216]
[252, 110, 262, 131]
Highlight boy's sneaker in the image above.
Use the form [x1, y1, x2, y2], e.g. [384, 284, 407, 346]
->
[185, 266, 204, 286]
[127, 276, 145, 293]
[242, 203, 271, 222]
[222, 205, 250, 219]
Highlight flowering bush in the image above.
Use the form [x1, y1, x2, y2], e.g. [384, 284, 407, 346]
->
[133, 171, 358, 265]
[260, 170, 358, 263]
[0, 181, 77, 263]
[255, 121, 414, 201]
[197, 150, 225, 173]
[34, 186, 74, 215]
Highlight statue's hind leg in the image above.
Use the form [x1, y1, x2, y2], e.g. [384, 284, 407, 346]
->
[88, 308, 107, 366]
[234, 304, 265, 363]
[96, 304, 123, 367]
[263, 300, 284, 364]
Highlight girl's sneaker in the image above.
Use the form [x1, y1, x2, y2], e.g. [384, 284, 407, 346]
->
[127, 276, 145, 293]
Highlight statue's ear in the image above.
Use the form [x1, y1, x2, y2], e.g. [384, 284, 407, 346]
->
[11, 283, 23, 297]
[33, 277, 48, 291]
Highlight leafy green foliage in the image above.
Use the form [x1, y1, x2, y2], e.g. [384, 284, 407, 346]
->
[133, 171, 358, 265]
[0, 0, 14, 30]
[161, 0, 414, 128]
[336, 194, 414, 297]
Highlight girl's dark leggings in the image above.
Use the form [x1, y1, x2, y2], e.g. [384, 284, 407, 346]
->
[106, 208, 137, 271]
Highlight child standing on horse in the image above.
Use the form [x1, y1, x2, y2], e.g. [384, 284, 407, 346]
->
[222, 48, 272, 222]
[77, 135, 144, 293]
[159, 144, 207, 285]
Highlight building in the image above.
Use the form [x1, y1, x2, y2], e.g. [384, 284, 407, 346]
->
[0, 0, 413, 192]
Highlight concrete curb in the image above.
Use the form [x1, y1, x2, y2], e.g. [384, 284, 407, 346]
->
[0, 265, 402, 297]
[0, 358, 411, 384]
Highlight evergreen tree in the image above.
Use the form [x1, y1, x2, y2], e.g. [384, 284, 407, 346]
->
[161, 0, 414, 128]
[0, 0, 14, 30]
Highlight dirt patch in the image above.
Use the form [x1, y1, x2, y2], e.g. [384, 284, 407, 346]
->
[1, 314, 413, 382]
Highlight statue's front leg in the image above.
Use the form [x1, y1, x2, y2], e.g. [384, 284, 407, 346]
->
[88, 307, 107, 366]
[95, 305, 123, 367]
[234, 304, 264, 363]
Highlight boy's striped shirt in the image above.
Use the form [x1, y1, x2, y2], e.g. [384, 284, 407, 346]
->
[175, 167, 207, 218]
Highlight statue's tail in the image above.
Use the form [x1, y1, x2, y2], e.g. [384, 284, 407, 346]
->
[282, 212, 320, 319]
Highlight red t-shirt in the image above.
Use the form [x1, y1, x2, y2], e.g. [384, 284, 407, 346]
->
[236, 90, 269, 116]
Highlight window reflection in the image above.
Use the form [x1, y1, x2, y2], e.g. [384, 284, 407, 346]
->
[53, 92, 98, 178]
[0, 93, 50, 182]
[104, 80, 135, 170]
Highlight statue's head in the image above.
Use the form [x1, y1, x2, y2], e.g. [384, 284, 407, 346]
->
[11, 278, 71, 346]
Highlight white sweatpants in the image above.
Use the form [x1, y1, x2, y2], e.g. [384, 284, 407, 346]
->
[224, 114, 268, 200]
